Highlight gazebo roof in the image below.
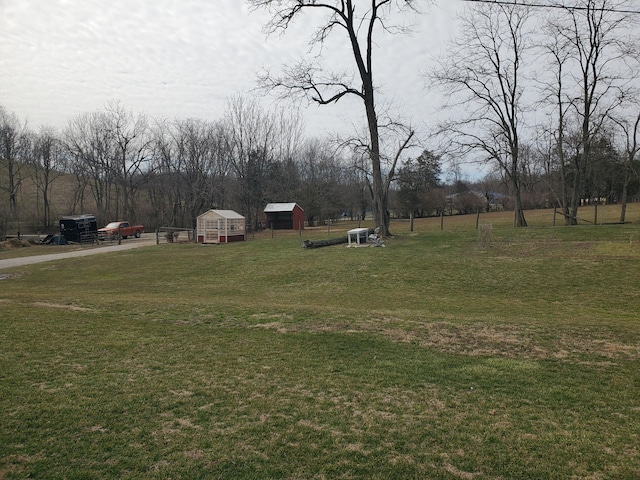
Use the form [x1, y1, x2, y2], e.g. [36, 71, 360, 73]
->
[200, 209, 244, 219]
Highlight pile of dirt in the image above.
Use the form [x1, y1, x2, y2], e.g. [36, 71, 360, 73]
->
[0, 238, 33, 250]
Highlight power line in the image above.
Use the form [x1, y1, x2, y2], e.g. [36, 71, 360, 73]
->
[459, 0, 640, 14]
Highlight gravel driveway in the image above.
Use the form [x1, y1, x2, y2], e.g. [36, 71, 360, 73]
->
[0, 235, 156, 270]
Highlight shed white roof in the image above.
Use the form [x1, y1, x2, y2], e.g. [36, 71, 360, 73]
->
[264, 203, 302, 212]
[199, 209, 244, 219]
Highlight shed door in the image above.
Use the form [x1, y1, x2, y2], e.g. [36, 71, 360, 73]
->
[204, 218, 220, 243]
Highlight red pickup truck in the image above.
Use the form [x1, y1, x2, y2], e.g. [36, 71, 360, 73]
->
[98, 221, 144, 240]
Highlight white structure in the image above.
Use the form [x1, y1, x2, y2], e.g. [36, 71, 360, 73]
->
[196, 209, 245, 244]
[347, 228, 369, 247]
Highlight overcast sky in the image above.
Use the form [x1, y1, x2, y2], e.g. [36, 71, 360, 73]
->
[0, 0, 462, 140]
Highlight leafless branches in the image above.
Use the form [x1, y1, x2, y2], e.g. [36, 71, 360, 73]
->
[428, 2, 531, 226]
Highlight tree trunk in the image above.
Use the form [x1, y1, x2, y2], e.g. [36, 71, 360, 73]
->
[363, 72, 389, 237]
[619, 169, 629, 223]
[568, 155, 585, 226]
[302, 236, 348, 248]
[511, 148, 527, 227]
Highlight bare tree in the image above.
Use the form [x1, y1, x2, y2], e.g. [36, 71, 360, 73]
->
[31, 127, 65, 228]
[206, 121, 234, 211]
[544, 0, 637, 224]
[0, 106, 29, 224]
[533, 122, 566, 208]
[533, 15, 569, 218]
[171, 118, 211, 225]
[429, 2, 531, 226]
[149, 117, 231, 228]
[105, 101, 152, 223]
[148, 120, 176, 227]
[296, 138, 345, 226]
[223, 95, 277, 229]
[63, 111, 115, 218]
[343, 120, 416, 225]
[248, 0, 424, 236]
[343, 157, 370, 221]
[610, 110, 640, 222]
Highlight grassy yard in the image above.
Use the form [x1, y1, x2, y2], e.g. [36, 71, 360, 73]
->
[1, 207, 639, 479]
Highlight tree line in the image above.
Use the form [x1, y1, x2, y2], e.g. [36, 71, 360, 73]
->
[0, 97, 375, 237]
[2, 90, 637, 239]
[2, 0, 640, 237]
[0, 92, 638, 238]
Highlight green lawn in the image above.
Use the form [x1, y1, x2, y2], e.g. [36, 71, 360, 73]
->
[1, 208, 639, 479]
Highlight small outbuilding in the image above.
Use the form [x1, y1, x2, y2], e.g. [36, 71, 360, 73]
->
[59, 214, 98, 243]
[196, 209, 245, 244]
[264, 203, 305, 230]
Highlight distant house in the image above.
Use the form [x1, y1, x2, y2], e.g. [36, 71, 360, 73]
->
[264, 203, 305, 230]
[445, 190, 507, 213]
[446, 190, 488, 214]
[196, 209, 245, 244]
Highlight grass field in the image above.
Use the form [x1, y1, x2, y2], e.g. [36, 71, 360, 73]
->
[1, 206, 639, 479]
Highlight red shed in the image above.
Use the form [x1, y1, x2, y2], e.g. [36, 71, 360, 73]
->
[264, 203, 305, 230]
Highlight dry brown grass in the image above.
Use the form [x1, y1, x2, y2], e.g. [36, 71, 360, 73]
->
[248, 317, 639, 363]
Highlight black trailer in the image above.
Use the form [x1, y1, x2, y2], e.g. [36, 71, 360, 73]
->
[59, 214, 98, 244]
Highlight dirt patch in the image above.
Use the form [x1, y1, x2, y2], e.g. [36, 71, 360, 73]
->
[383, 322, 535, 357]
[0, 298, 93, 312]
[250, 318, 639, 362]
[379, 321, 640, 362]
[31, 302, 93, 312]
[443, 462, 477, 479]
[252, 322, 290, 334]
[0, 272, 23, 280]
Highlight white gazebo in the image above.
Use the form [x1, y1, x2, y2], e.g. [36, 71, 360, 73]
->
[196, 209, 245, 244]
